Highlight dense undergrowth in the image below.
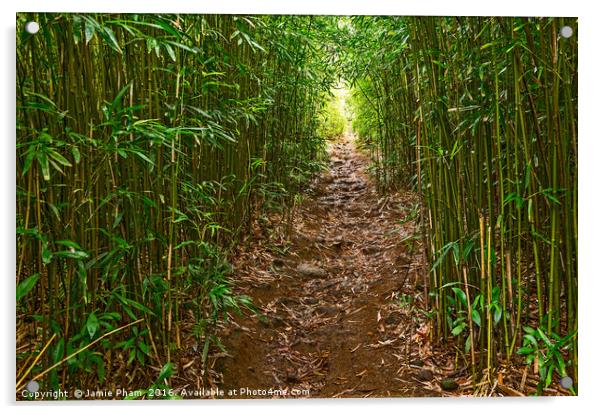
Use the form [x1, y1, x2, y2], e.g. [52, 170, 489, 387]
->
[345, 17, 577, 392]
[16, 13, 577, 397]
[16, 13, 341, 394]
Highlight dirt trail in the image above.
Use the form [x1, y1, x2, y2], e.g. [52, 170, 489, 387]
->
[217, 134, 442, 398]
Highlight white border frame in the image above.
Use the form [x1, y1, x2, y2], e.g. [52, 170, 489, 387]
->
[2, 2, 599, 414]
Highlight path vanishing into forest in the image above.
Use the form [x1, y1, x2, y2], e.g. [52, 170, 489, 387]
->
[213, 134, 456, 398]
[16, 15, 577, 399]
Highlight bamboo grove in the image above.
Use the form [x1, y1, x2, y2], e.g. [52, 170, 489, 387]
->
[16, 13, 578, 395]
[16, 13, 341, 391]
[346, 17, 578, 390]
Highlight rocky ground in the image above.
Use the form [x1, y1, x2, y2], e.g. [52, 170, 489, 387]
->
[210, 134, 455, 398]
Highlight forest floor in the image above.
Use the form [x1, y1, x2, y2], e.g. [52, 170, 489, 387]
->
[206, 133, 458, 398]
[171, 134, 568, 399]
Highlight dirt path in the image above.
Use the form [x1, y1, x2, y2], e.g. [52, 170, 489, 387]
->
[216, 134, 443, 398]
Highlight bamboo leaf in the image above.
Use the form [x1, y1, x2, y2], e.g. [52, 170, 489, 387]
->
[101, 26, 122, 54]
[86, 313, 99, 338]
[37, 152, 50, 181]
[84, 19, 96, 44]
[16, 273, 40, 302]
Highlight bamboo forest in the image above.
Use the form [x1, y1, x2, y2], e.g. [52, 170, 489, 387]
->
[16, 13, 577, 399]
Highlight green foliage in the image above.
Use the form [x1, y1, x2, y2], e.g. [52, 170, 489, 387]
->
[16, 273, 39, 302]
[16, 12, 340, 394]
[15, 12, 578, 395]
[317, 92, 347, 140]
[342, 16, 578, 386]
[518, 326, 576, 393]
[125, 362, 179, 400]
